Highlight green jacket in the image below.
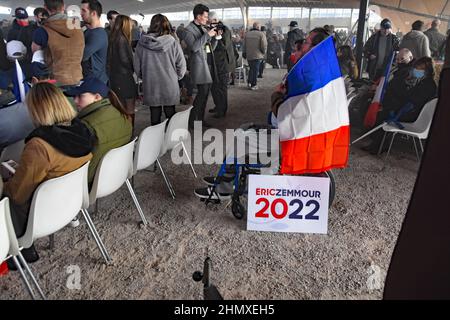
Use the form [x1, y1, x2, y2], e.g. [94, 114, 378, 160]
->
[78, 98, 132, 184]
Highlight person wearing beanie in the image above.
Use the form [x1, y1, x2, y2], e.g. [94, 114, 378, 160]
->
[364, 18, 400, 80]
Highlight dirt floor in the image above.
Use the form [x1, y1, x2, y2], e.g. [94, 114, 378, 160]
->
[0, 68, 419, 300]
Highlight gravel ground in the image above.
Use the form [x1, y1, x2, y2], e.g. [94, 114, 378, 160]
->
[0, 68, 419, 300]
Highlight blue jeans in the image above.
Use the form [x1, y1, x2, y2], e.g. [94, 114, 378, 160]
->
[248, 59, 262, 87]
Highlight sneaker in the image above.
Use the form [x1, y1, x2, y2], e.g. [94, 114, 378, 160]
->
[194, 187, 232, 200]
[250, 86, 258, 91]
[69, 217, 80, 228]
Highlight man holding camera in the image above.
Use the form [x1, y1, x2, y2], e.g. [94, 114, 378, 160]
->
[208, 12, 235, 119]
[184, 4, 218, 128]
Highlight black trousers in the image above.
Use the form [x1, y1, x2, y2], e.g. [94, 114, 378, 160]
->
[211, 73, 229, 116]
[190, 83, 212, 126]
[150, 106, 176, 126]
[259, 60, 266, 77]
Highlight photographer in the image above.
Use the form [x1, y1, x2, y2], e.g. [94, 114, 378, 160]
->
[208, 11, 235, 119]
[184, 4, 218, 128]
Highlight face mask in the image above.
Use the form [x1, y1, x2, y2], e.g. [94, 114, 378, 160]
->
[412, 68, 425, 79]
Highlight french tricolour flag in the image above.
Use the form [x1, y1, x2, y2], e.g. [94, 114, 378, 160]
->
[278, 37, 350, 174]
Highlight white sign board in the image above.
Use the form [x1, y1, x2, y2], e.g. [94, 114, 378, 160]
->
[247, 175, 330, 234]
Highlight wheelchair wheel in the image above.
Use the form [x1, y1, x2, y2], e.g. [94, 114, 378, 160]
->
[303, 171, 336, 208]
[232, 200, 246, 220]
[325, 171, 336, 208]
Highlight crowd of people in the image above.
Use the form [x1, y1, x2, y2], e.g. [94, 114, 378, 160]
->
[0, 0, 449, 270]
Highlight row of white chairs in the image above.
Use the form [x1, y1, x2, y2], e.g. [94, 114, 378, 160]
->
[0, 106, 197, 299]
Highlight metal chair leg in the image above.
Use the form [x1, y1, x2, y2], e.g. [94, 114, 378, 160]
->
[377, 132, 387, 156]
[81, 209, 112, 264]
[419, 139, 425, 153]
[156, 159, 176, 199]
[181, 141, 198, 178]
[125, 179, 148, 226]
[412, 137, 420, 162]
[385, 133, 397, 162]
[13, 256, 37, 300]
[48, 234, 55, 251]
[17, 252, 46, 300]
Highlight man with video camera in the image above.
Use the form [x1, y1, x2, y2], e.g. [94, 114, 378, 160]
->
[184, 4, 218, 128]
[208, 11, 235, 119]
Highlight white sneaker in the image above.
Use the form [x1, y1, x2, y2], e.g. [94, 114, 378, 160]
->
[69, 218, 80, 228]
[250, 86, 258, 91]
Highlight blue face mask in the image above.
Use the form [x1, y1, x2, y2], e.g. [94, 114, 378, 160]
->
[412, 68, 425, 79]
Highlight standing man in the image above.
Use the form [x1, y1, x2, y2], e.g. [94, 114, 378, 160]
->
[424, 19, 446, 59]
[400, 20, 431, 59]
[243, 22, 267, 90]
[32, 8, 49, 29]
[32, 0, 85, 87]
[184, 4, 218, 128]
[105, 10, 119, 36]
[7, 7, 34, 78]
[80, 0, 108, 84]
[284, 21, 305, 71]
[364, 18, 400, 80]
[208, 11, 235, 119]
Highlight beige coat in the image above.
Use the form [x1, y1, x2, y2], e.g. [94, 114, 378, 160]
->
[243, 29, 268, 61]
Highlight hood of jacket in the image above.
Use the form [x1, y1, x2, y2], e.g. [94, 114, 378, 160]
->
[403, 30, 426, 41]
[43, 13, 79, 39]
[26, 117, 95, 158]
[138, 33, 175, 52]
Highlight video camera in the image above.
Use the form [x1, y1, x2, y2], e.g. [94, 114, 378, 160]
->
[208, 21, 225, 32]
[207, 22, 225, 40]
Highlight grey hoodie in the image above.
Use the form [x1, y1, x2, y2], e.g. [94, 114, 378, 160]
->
[400, 30, 431, 59]
[134, 34, 187, 107]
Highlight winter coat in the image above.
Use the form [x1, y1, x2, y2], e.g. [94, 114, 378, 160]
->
[364, 32, 400, 80]
[3, 118, 94, 235]
[77, 98, 133, 184]
[213, 25, 236, 75]
[43, 14, 85, 86]
[243, 29, 268, 61]
[424, 27, 447, 59]
[183, 22, 217, 85]
[108, 34, 136, 101]
[400, 30, 431, 59]
[134, 33, 186, 106]
[284, 28, 305, 61]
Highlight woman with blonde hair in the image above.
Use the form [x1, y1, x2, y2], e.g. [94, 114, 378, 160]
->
[134, 14, 186, 125]
[2, 82, 95, 266]
[108, 14, 137, 125]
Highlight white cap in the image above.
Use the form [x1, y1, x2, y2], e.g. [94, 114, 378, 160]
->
[32, 50, 45, 64]
[6, 40, 27, 60]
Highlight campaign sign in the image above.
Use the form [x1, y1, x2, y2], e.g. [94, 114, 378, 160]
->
[247, 175, 330, 234]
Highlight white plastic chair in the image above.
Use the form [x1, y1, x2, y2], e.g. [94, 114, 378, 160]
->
[379, 98, 438, 161]
[159, 106, 197, 183]
[133, 120, 175, 199]
[0, 139, 25, 163]
[0, 198, 46, 300]
[16, 162, 110, 264]
[88, 139, 148, 239]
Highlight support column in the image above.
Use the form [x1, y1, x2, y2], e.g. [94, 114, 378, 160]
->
[355, 0, 370, 79]
[237, 0, 248, 30]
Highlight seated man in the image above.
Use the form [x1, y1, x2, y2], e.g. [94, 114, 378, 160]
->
[65, 77, 133, 185]
[0, 60, 53, 152]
